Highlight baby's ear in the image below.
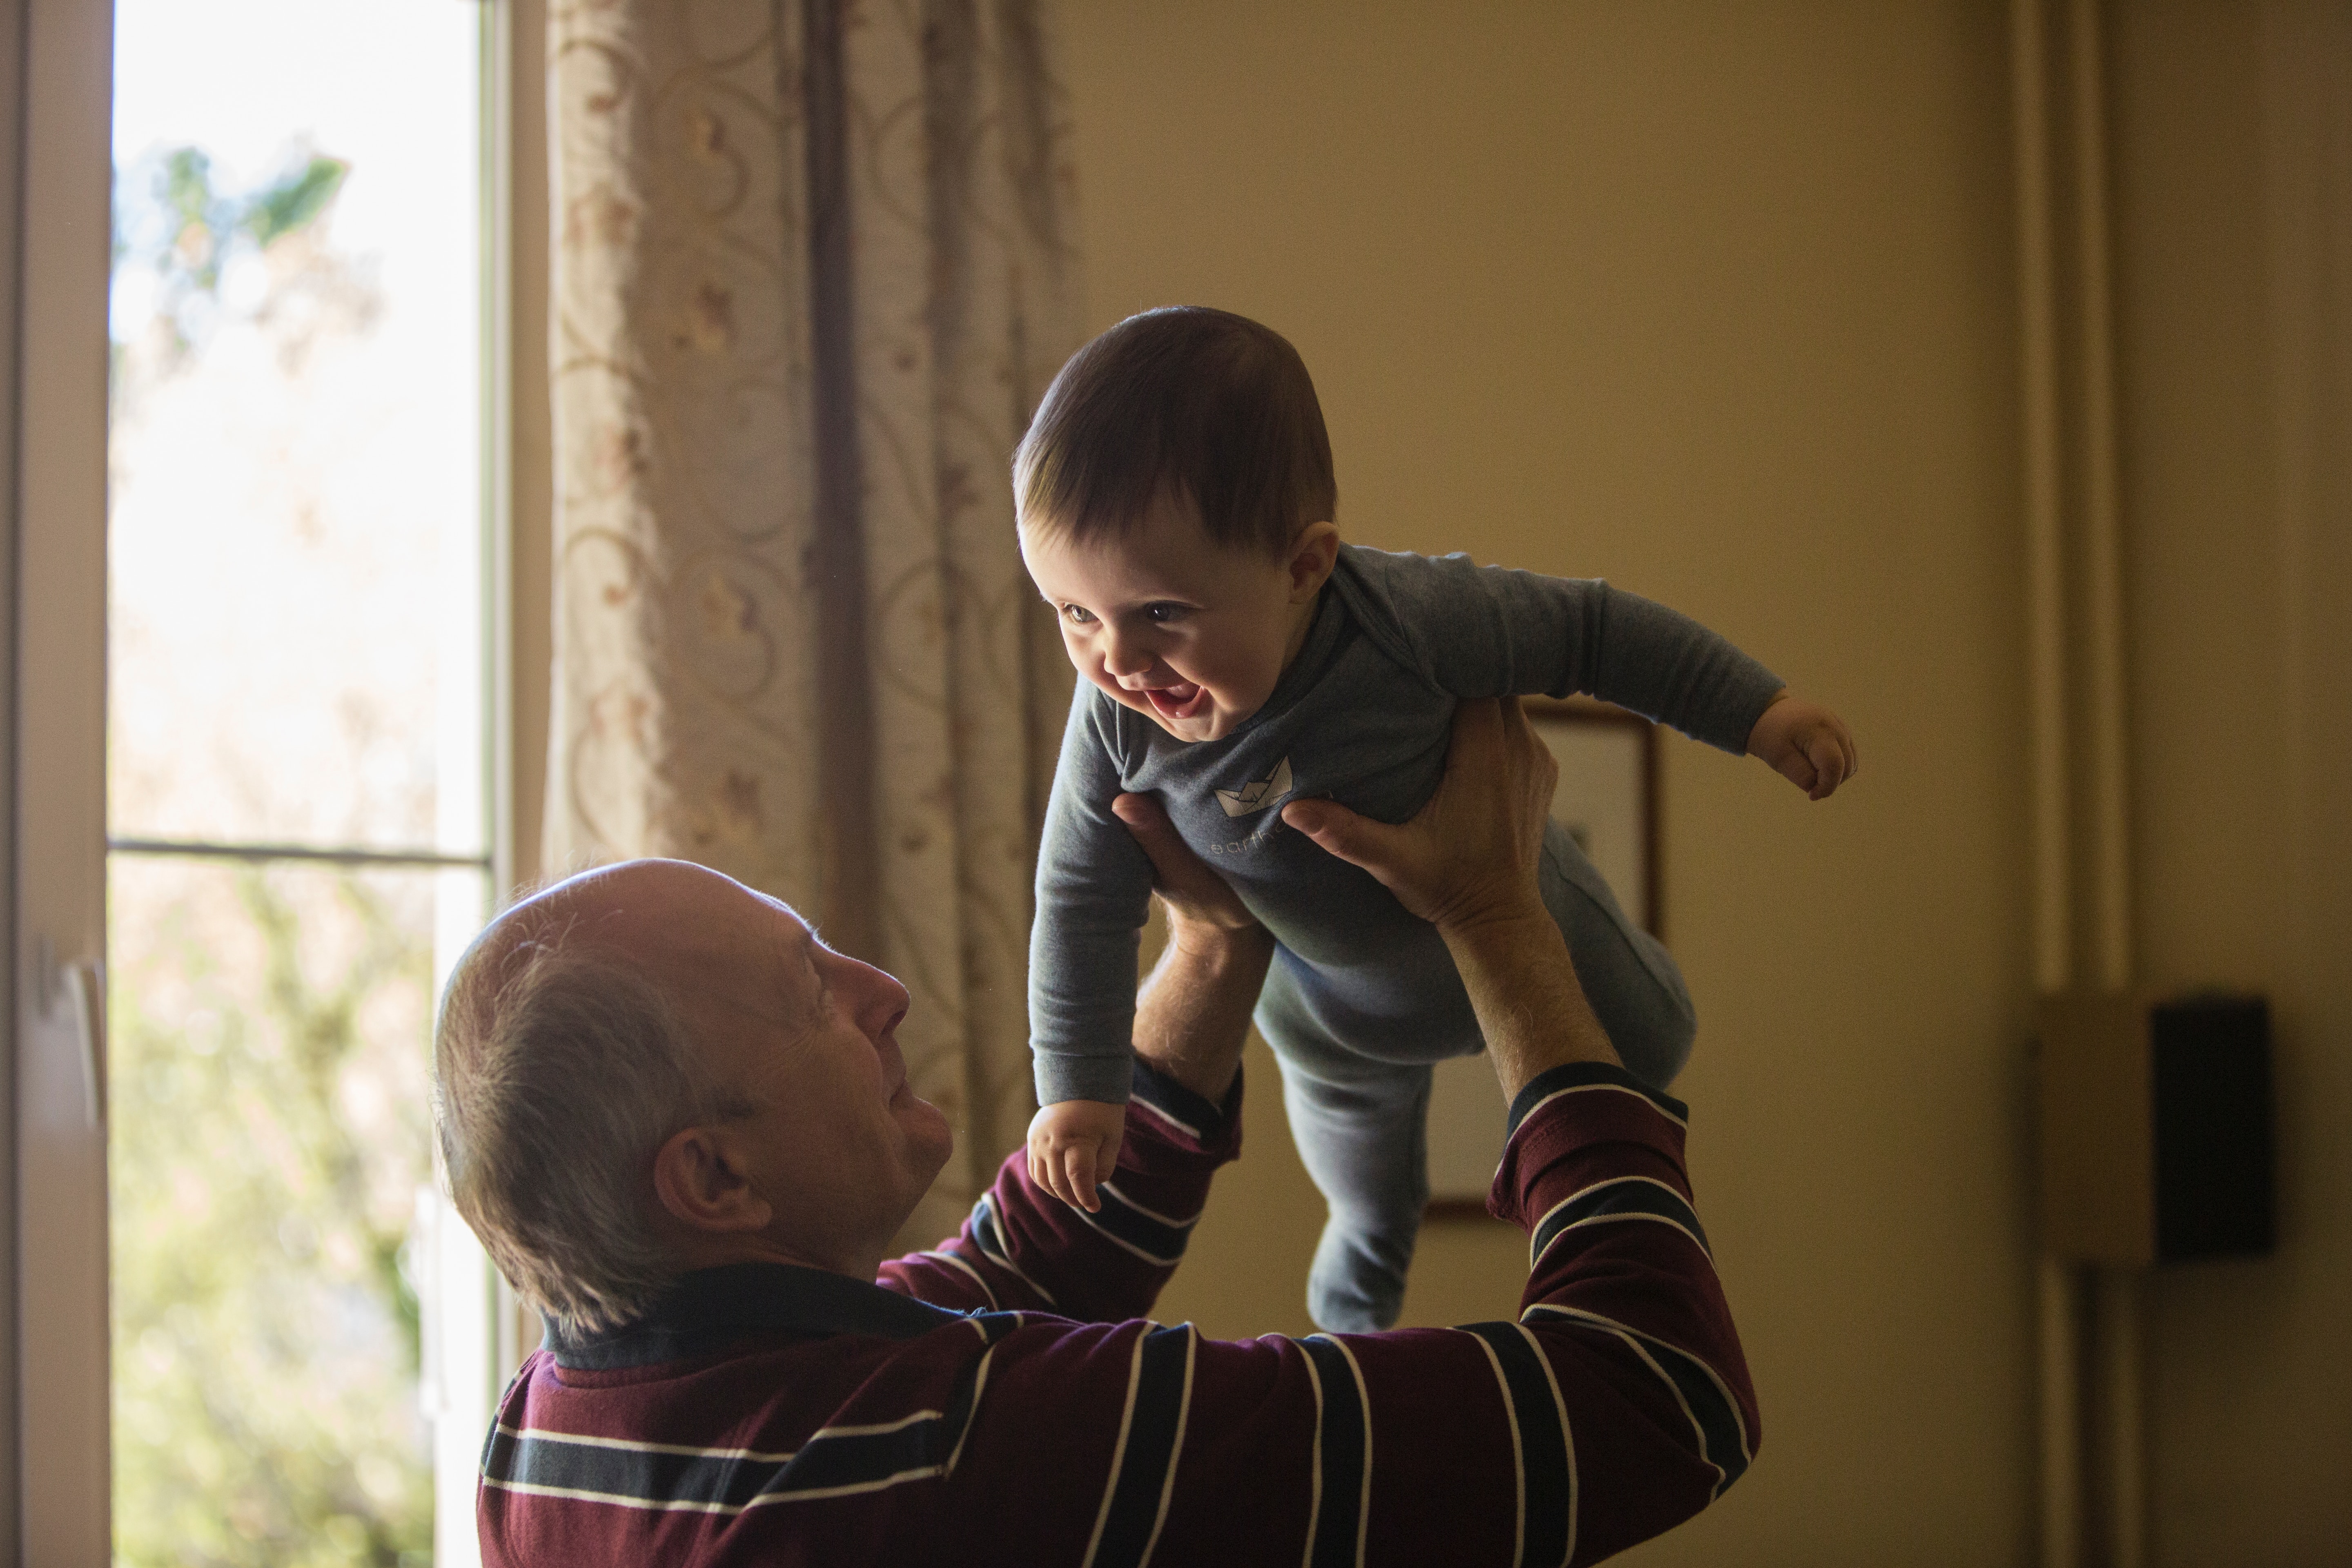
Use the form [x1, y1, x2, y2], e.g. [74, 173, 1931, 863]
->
[1285, 521, 1341, 600]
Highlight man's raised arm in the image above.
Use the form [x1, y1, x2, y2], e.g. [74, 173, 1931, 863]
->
[879, 793, 1273, 1321]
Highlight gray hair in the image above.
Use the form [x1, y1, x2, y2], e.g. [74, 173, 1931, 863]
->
[432, 913, 746, 1338]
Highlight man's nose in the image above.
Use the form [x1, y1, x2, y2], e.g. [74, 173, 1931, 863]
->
[845, 954, 911, 1036]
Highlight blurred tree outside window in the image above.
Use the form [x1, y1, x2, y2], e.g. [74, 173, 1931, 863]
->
[106, 4, 491, 1564]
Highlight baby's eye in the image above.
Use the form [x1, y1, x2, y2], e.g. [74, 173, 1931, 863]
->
[1061, 604, 1097, 625]
[1144, 602, 1190, 624]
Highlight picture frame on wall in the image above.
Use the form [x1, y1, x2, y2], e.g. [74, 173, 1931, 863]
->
[1423, 696, 1661, 1217]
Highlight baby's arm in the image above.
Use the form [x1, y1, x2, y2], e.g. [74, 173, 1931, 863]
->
[1027, 1099, 1127, 1212]
[1028, 688, 1158, 1205]
[1366, 551, 1856, 796]
[1029, 787, 1270, 1213]
[1746, 690, 1861, 800]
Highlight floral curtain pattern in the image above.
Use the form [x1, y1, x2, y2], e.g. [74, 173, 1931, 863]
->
[546, 0, 1081, 1244]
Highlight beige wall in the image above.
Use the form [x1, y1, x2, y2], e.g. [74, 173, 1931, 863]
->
[1063, 2, 2349, 1563]
[2108, 4, 2352, 1563]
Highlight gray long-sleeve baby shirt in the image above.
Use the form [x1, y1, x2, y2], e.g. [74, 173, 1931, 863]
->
[1028, 545, 1785, 1107]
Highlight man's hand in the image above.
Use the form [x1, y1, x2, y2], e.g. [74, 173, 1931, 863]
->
[1027, 1099, 1127, 1213]
[1746, 692, 1859, 801]
[1281, 697, 1618, 1095]
[1279, 696, 1557, 934]
[1112, 793, 1262, 939]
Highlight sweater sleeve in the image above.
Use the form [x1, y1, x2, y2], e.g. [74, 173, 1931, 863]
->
[920, 1060, 1756, 1568]
[1027, 685, 1158, 1107]
[1342, 547, 1786, 755]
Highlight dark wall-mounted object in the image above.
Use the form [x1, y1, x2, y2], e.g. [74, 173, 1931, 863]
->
[2037, 990, 2274, 1267]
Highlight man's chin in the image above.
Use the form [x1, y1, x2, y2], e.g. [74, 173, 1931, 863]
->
[900, 1093, 955, 1176]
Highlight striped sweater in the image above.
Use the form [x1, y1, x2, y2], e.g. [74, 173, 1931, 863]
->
[478, 1059, 1758, 1567]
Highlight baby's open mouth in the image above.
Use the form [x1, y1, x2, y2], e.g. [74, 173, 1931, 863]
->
[1142, 681, 1209, 722]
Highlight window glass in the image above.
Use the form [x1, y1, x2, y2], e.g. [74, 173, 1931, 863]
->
[109, 0, 483, 854]
[109, 857, 449, 1564]
[107, 3, 490, 1562]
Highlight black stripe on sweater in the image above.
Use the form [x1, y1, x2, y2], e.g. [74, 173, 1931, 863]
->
[1300, 1335, 1368, 1568]
[1462, 1321, 1576, 1568]
[1089, 1323, 1196, 1568]
[1505, 1062, 1687, 1137]
[1084, 1181, 1200, 1265]
[1530, 1176, 1710, 1268]
[1524, 1304, 1751, 1497]
[483, 1324, 1007, 1512]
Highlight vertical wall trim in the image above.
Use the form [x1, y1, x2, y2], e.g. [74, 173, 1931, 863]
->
[2068, 0, 2134, 1000]
[2064, 3, 2145, 1563]
[2020, 2, 2149, 1561]
[2014, 0, 2072, 1002]
[2012, 3, 2084, 1564]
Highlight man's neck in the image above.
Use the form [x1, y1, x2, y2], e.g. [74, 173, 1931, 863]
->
[661, 1228, 883, 1285]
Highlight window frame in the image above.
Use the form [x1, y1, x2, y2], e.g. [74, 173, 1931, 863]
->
[12, 0, 117, 1559]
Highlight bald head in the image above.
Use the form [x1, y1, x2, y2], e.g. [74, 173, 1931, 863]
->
[434, 860, 949, 1337]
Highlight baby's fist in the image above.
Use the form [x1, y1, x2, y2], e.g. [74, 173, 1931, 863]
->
[1026, 1099, 1128, 1213]
[1746, 694, 1860, 801]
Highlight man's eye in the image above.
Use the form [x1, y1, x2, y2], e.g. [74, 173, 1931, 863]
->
[1062, 604, 1096, 625]
[1145, 603, 1189, 624]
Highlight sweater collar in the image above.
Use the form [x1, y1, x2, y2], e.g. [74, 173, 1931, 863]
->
[545, 1260, 964, 1370]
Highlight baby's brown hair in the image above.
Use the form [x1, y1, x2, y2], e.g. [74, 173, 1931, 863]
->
[1014, 306, 1336, 555]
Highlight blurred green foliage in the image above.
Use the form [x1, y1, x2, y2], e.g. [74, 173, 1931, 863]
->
[112, 144, 350, 352]
[110, 862, 435, 1568]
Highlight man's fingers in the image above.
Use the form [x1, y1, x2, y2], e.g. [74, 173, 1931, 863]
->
[1281, 797, 1390, 871]
[1114, 791, 1259, 930]
[1112, 793, 1181, 869]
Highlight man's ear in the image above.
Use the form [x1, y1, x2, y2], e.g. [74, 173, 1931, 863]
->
[652, 1124, 775, 1234]
[1286, 521, 1341, 602]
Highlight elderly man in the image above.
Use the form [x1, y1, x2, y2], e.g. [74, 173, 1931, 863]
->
[435, 698, 1756, 1566]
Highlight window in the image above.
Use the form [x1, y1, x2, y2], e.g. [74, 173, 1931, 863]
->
[98, 2, 511, 1560]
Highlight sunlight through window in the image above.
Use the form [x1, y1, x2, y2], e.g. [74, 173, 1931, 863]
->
[107, 4, 493, 1562]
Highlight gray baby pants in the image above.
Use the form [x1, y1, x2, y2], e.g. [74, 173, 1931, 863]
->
[1254, 822, 1695, 1332]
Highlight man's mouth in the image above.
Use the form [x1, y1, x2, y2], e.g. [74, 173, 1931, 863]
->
[1140, 681, 1209, 722]
[877, 1035, 910, 1100]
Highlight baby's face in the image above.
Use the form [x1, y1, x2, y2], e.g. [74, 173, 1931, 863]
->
[1020, 494, 1329, 744]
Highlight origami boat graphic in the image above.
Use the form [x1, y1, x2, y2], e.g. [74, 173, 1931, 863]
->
[1214, 756, 1294, 818]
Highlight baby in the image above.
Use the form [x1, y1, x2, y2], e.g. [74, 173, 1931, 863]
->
[1018, 307, 1856, 1331]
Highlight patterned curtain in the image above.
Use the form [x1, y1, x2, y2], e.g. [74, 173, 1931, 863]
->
[544, 0, 1082, 1245]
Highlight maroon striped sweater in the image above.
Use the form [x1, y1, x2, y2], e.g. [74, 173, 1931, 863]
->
[478, 1059, 1757, 1567]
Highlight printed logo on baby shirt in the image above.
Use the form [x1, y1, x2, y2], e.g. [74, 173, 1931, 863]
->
[1214, 756, 1294, 818]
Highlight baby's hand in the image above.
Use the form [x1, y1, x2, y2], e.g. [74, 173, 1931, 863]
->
[1027, 1099, 1128, 1213]
[1746, 693, 1860, 801]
